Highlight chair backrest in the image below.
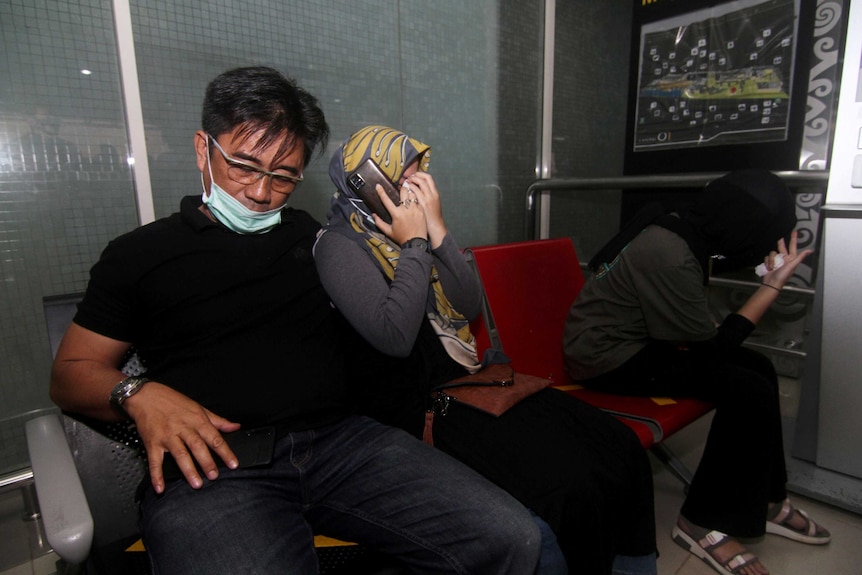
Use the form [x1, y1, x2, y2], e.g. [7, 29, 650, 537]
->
[466, 238, 713, 451]
[466, 238, 584, 385]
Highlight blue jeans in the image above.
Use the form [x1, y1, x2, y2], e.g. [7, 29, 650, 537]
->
[139, 415, 541, 574]
[531, 511, 568, 574]
[612, 552, 658, 575]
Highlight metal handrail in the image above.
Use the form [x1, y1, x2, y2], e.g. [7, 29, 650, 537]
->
[525, 170, 829, 239]
[709, 276, 814, 298]
[0, 468, 33, 493]
[576, 261, 815, 298]
[0, 407, 62, 493]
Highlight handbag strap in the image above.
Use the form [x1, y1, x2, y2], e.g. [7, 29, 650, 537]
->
[464, 249, 504, 354]
[424, 250, 513, 440]
[435, 373, 515, 392]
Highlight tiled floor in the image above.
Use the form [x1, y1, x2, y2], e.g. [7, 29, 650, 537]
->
[0, 486, 56, 575]
[3, 378, 862, 574]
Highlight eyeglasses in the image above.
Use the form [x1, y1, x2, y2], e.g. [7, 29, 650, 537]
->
[207, 134, 303, 194]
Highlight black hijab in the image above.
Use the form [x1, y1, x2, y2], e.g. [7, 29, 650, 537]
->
[590, 169, 797, 282]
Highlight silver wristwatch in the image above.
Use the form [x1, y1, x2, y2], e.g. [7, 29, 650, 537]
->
[109, 375, 150, 407]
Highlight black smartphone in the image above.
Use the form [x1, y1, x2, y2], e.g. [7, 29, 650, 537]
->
[162, 425, 276, 481]
[347, 158, 401, 224]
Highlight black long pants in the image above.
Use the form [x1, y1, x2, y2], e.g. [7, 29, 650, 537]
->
[433, 387, 657, 575]
[582, 342, 787, 537]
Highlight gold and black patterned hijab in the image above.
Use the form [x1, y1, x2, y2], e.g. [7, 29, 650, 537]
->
[321, 125, 480, 372]
[327, 125, 430, 226]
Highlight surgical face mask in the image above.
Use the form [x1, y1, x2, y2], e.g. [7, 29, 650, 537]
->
[201, 144, 283, 234]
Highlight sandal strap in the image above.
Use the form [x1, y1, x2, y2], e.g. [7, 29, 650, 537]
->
[769, 498, 793, 524]
[727, 552, 759, 573]
[771, 500, 818, 536]
[699, 530, 729, 550]
[797, 508, 817, 536]
[699, 530, 761, 574]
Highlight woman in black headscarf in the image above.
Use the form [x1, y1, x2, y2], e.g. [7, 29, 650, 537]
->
[315, 125, 658, 575]
[563, 170, 830, 575]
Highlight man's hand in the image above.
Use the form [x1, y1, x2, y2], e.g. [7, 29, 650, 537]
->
[121, 381, 241, 493]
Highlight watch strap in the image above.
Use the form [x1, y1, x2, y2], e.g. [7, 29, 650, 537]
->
[110, 375, 150, 406]
[401, 237, 431, 253]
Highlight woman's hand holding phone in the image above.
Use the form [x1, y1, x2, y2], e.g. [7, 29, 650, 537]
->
[374, 183, 428, 246]
[403, 172, 447, 249]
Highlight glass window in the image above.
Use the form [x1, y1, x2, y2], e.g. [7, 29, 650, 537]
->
[0, 0, 136, 474]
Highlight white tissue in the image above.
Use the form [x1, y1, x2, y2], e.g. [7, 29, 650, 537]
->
[755, 253, 784, 277]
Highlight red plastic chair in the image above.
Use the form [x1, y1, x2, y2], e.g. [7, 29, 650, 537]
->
[465, 237, 714, 486]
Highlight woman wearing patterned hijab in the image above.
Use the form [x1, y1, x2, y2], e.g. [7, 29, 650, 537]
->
[564, 170, 830, 575]
[315, 125, 658, 575]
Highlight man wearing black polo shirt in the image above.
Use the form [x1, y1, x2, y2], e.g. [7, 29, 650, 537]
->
[49, 66, 540, 575]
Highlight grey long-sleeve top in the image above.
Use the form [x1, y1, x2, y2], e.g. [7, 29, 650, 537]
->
[314, 231, 483, 357]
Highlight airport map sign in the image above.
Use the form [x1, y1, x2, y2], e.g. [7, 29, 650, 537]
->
[634, 0, 799, 151]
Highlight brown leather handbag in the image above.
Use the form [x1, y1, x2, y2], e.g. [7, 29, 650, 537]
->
[423, 363, 550, 445]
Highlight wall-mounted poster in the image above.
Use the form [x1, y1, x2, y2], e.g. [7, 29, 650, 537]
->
[633, 0, 800, 152]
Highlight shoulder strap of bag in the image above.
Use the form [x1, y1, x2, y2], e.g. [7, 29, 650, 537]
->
[463, 249, 504, 355]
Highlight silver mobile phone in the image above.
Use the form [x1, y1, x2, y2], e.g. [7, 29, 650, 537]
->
[347, 158, 401, 224]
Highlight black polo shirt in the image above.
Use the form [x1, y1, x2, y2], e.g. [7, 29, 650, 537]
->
[75, 196, 351, 430]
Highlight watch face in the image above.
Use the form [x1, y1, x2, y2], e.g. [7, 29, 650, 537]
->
[403, 238, 429, 252]
[111, 376, 149, 405]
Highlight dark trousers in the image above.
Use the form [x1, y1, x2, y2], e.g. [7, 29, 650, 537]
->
[582, 342, 787, 537]
[139, 415, 541, 575]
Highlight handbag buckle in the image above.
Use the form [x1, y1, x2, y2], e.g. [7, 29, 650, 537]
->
[430, 391, 452, 416]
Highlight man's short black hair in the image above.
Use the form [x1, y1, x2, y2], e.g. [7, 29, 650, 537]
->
[202, 66, 329, 167]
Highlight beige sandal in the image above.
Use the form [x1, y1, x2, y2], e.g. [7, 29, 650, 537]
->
[766, 498, 831, 545]
[672, 523, 764, 575]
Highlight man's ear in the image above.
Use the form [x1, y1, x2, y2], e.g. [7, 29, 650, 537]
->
[194, 130, 209, 174]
